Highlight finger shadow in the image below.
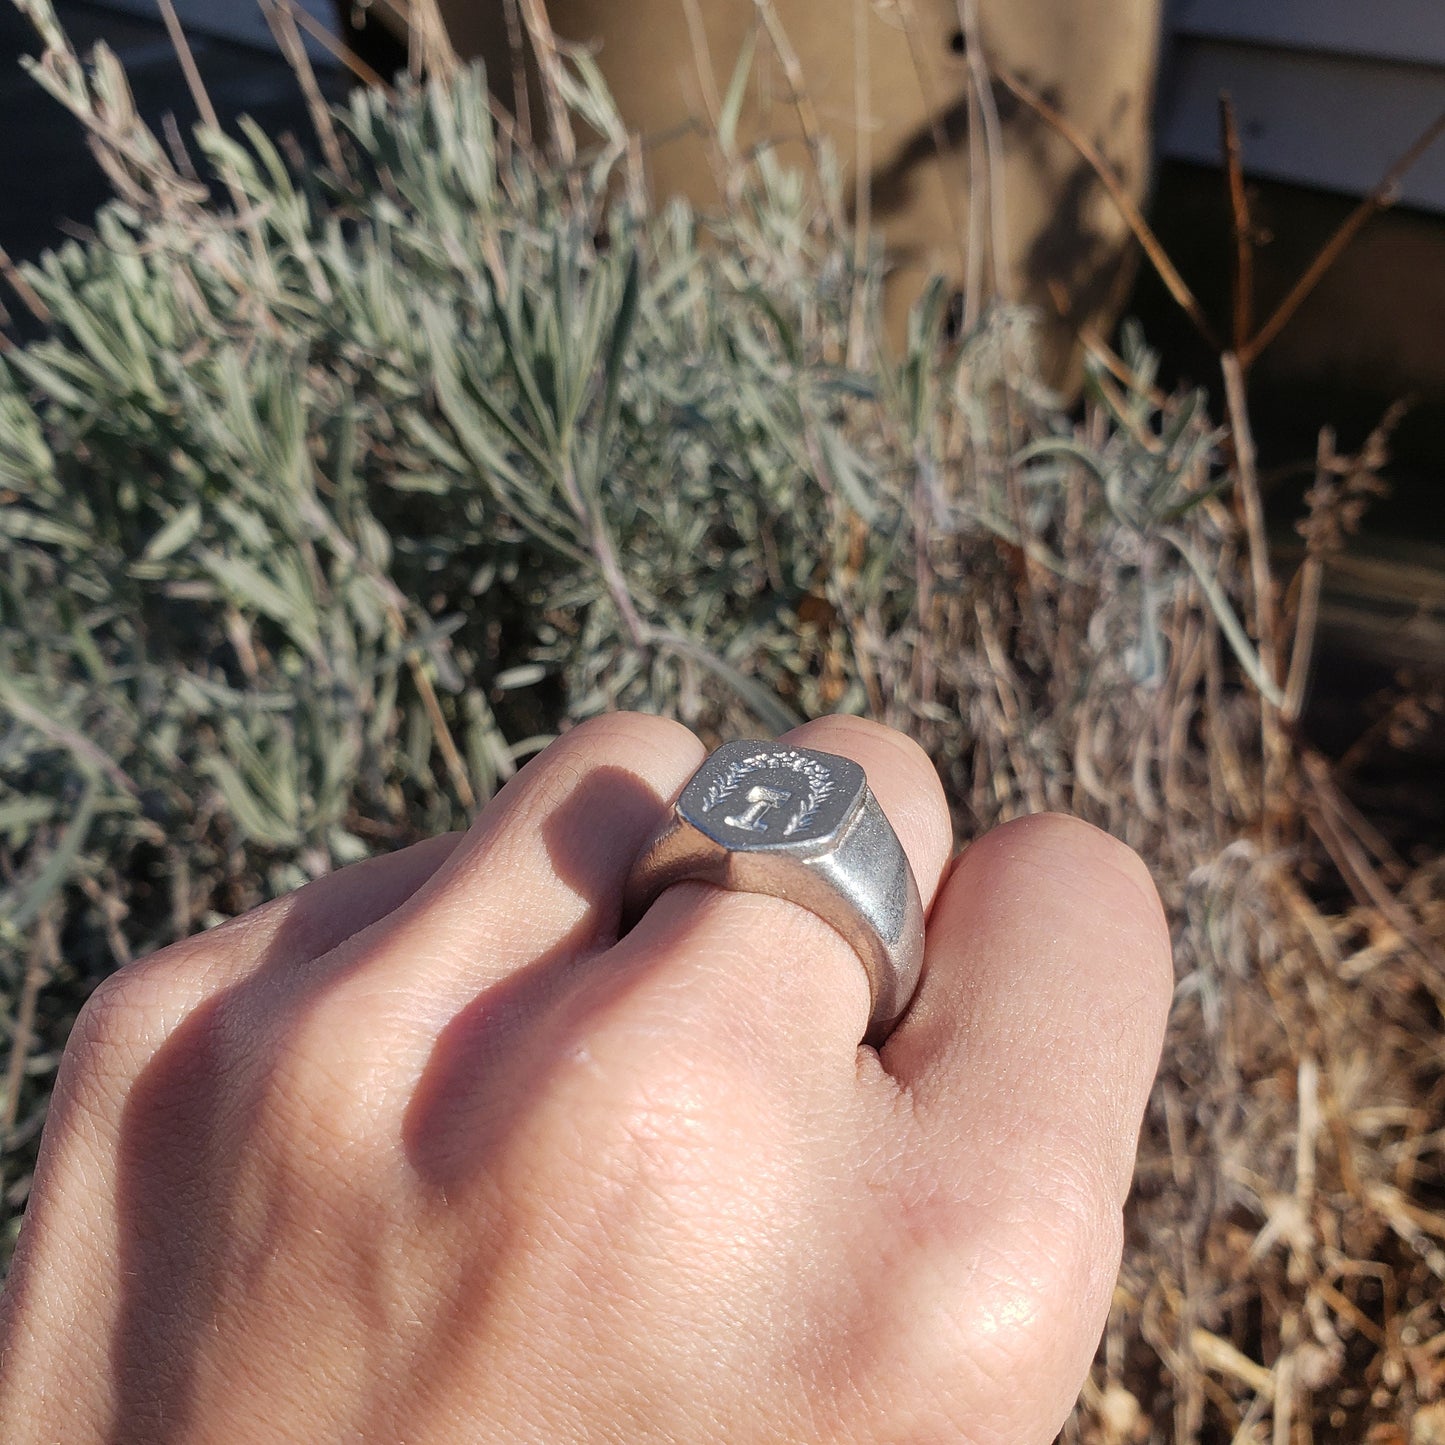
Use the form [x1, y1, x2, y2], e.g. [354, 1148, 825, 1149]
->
[401, 764, 674, 1188]
[106, 765, 670, 1442]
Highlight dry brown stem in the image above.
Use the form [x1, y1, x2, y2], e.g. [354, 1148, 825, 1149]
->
[953, 0, 1010, 306]
[1219, 353, 1284, 833]
[277, 0, 389, 91]
[1241, 106, 1445, 368]
[995, 64, 1222, 353]
[258, 0, 345, 174]
[891, 0, 971, 295]
[395, 0, 459, 83]
[1219, 94, 1254, 356]
[2, 910, 56, 1144]
[0, 242, 51, 326]
[515, 0, 576, 166]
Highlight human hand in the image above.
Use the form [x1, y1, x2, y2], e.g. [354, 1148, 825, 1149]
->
[0, 714, 1171, 1444]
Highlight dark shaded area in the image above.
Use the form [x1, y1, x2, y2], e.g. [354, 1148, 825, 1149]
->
[860, 73, 1032, 224]
[1021, 157, 1129, 341]
[0, 1, 344, 274]
[1127, 160, 1445, 855]
[335, 2, 407, 80]
[1127, 160, 1445, 544]
[107, 831, 462, 1442]
[106, 762, 672, 1438]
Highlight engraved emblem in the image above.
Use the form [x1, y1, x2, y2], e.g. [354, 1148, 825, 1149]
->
[724, 784, 794, 834]
[701, 749, 836, 838]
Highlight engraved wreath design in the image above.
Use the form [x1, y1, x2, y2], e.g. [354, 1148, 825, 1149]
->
[700, 750, 836, 837]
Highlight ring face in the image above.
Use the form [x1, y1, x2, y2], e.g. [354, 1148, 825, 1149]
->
[622, 740, 926, 1046]
[679, 742, 867, 853]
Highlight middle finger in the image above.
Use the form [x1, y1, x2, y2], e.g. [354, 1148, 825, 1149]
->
[303, 712, 706, 1047]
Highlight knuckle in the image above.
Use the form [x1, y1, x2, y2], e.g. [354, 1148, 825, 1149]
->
[250, 992, 389, 1160]
[68, 919, 262, 1069]
[69, 965, 183, 1070]
[500, 1020, 761, 1223]
[985, 1151, 1125, 1327]
[865, 1169, 1124, 1430]
[562, 710, 701, 759]
[58, 967, 235, 1150]
[1033, 1164, 1126, 1313]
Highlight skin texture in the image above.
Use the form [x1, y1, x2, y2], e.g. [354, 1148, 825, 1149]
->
[0, 713, 1173, 1444]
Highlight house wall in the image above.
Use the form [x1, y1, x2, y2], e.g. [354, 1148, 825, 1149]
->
[1158, 0, 1445, 212]
[89, 0, 337, 60]
[426, 0, 1163, 386]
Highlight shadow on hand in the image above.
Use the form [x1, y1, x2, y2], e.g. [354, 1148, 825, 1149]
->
[107, 763, 670, 1442]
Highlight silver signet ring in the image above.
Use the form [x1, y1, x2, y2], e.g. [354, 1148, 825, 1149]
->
[621, 741, 926, 1046]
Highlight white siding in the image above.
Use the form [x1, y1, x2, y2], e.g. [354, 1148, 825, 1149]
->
[1172, 0, 1445, 69]
[86, 1, 338, 59]
[1160, 1, 1445, 212]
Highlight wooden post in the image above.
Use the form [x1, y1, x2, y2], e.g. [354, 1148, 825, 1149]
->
[418, 0, 1163, 387]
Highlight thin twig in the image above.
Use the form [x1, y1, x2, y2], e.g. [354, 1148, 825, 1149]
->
[155, 0, 221, 133]
[960, 17, 985, 328]
[1281, 551, 1322, 728]
[1220, 351, 1284, 841]
[953, 3, 1033, 622]
[752, 0, 841, 230]
[955, 0, 1011, 304]
[893, 0, 971, 294]
[296, 490, 479, 808]
[1076, 325, 1170, 410]
[2, 909, 57, 1144]
[847, 0, 871, 368]
[0, 242, 51, 325]
[501, 0, 533, 148]
[996, 65, 1222, 353]
[680, 0, 722, 134]
[1220, 94, 1254, 357]
[408, 653, 478, 811]
[20, 20, 207, 212]
[278, 0, 390, 91]
[516, 0, 577, 167]
[911, 443, 937, 708]
[1301, 751, 1445, 1005]
[751, 1, 820, 155]
[78, 872, 133, 968]
[154, 0, 276, 250]
[0, 692, 140, 798]
[161, 110, 200, 180]
[403, 0, 459, 83]
[1242, 107, 1445, 368]
[1220, 353, 1279, 673]
[258, 0, 345, 175]
[558, 459, 648, 651]
[1282, 430, 1329, 724]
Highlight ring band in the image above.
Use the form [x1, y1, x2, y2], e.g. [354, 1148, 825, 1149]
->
[621, 741, 925, 1045]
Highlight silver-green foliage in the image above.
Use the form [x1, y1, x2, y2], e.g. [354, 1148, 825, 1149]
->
[0, 25, 1251, 1251]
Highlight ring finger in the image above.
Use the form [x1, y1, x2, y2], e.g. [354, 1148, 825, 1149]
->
[308, 713, 953, 1085]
